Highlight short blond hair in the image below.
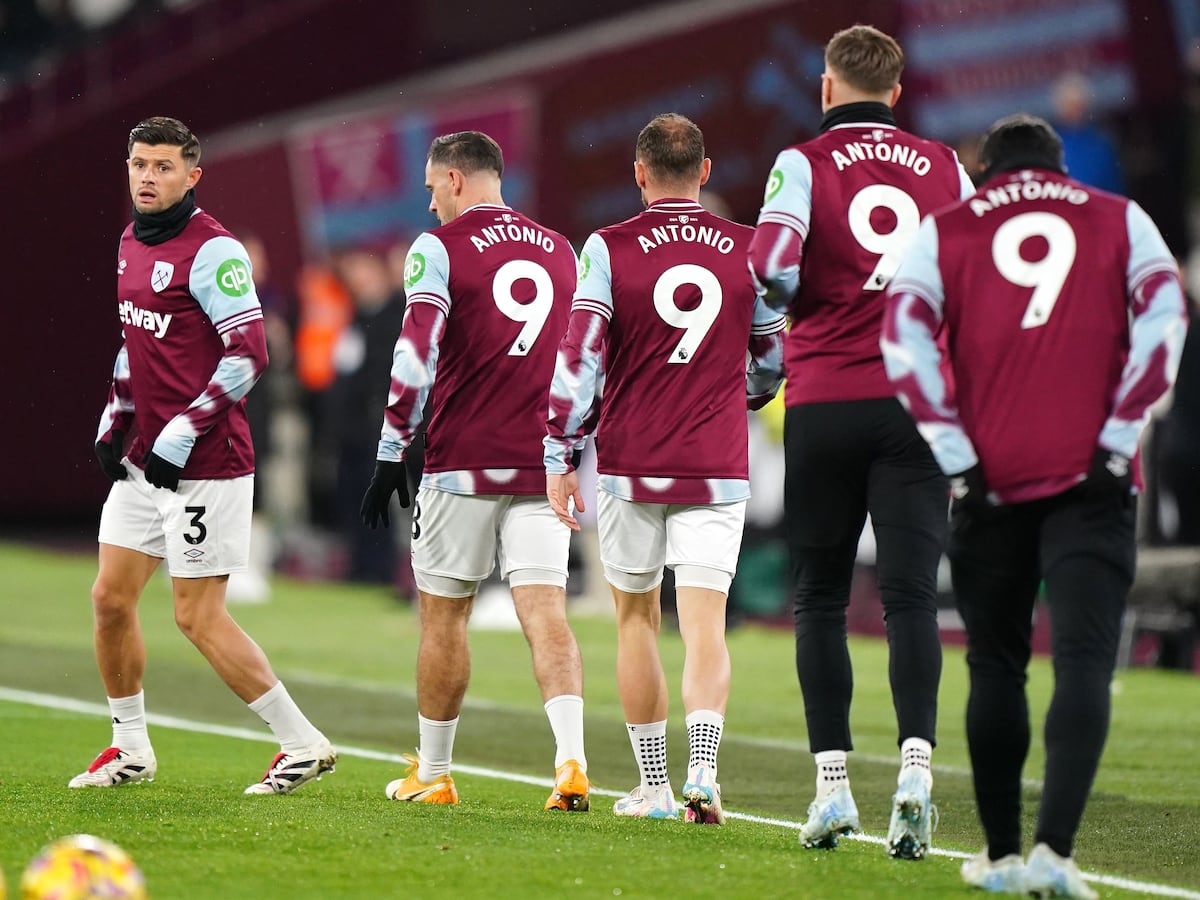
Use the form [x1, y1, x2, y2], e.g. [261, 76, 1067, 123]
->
[825, 25, 904, 94]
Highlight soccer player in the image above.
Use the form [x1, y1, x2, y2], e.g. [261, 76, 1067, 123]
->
[360, 131, 589, 811]
[883, 115, 1186, 897]
[545, 113, 786, 824]
[747, 24, 976, 858]
[80, 117, 336, 794]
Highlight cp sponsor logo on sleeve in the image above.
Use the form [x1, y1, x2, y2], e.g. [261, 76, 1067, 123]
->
[765, 169, 784, 203]
[404, 253, 426, 290]
[151, 261, 175, 292]
[216, 259, 252, 297]
[577, 252, 591, 283]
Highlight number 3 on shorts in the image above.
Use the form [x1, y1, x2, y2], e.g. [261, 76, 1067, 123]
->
[184, 506, 207, 545]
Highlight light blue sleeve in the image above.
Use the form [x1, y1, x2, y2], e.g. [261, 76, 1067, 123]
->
[1097, 202, 1188, 455]
[746, 297, 787, 403]
[883, 217, 979, 476]
[888, 215, 945, 307]
[954, 154, 977, 199]
[402, 232, 453, 316]
[572, 233, 614, 317]
[1126, 201, 1181, 286]
[377, 232, 450, 461]
[189, 236, 263, 332]
[544, 233, 611, 473]
[755, 148, 813, 238]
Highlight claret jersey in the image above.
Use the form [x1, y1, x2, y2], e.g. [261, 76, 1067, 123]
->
[882, 168, 1187, 502]
[751, 118, 974, 405]
[545, 199, 786, 505]
[377, 204, 577, 496]
[97, 210, 265, 479]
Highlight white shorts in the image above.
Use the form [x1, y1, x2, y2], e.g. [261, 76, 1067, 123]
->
[97, 461, 253, 578]
[410, 488, 570, 590]
[597, 491, 746, 592]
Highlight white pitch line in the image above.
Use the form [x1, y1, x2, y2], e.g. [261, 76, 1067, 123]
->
[3, 686, 1197, 900]
[281, 668, 995, 783]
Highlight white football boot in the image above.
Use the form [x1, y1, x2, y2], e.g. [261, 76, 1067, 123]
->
[1023, 843, 1098, 900]
[798, 783, 860, 848]
[244, 739, 337, 795]
[612, 784, 681, 819]
[68, 746, 157, 788]
[886, 767, 937, 860]
[961, 848, 1026, 892]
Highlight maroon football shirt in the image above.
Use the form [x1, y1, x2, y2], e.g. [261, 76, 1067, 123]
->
[753, 121, 972, 405]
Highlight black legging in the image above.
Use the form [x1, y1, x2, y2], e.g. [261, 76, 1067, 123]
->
[784, 398, 947, 752]
[949, 490, 1134, 858]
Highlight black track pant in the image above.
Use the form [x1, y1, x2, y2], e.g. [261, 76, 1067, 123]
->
[948, 489, 1135, 859]
[784, 398, 947, 753]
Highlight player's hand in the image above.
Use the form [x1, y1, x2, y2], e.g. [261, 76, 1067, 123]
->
[547, 471, 584, 532]
[95, 429, 128, 481]
[1081, 446, 1133, 502]
[143, 451, 183, 491]
[360, 460, 410, 529]
[948, 464, 993, 525]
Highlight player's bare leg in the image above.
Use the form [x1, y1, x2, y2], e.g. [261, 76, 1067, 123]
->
[512, 583, 582, 699]
[612, 584, 667, 723]
[609, 583, 679, 818]
[172, 574, 335, 794]
[385, 590, 473, 804]
[677, 585, 730, 824]
[676, 587, 730, 715]
[172, 574, 276, 702]
[92, 543, 160, 698]
[513, 582, 588, 810]
[416, 590, 474, 719]
[70, 544, 163, 788]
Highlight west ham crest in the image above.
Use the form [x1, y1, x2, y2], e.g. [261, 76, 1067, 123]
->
[151, 261, 175, 293]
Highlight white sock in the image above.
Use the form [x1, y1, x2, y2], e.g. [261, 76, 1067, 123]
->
[247, 682, 325, 754]
[108, 692, 151, 753]
[685, 709, 724, 775]
[627, 720, 669, 791]
[900, 737, 933, 789]
[544, 694, 586, 771]
[814, 749, 849, 801]
[417, 714, 458, 781]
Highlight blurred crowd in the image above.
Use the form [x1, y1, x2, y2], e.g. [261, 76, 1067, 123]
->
[233, 237, 414, 599]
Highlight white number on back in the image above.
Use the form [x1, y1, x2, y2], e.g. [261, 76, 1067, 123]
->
[848, 184, 922, 291]
[492, 259, 554, 356]
[653, 264, 722, 364]
[991, 211, 1077, 329]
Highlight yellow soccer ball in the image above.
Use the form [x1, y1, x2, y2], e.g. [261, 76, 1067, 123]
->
[20, 834, 146, 900]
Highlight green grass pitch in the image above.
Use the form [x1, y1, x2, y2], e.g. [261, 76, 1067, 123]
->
[0, 542, 1197, 898]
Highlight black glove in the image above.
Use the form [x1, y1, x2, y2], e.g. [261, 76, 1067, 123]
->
[95, 429, 128, 481]
[948, 464, 992, 522]
[1081, 446, 1133, 499]
[143, 451, 183, 491]
[360, 460, 411, 529]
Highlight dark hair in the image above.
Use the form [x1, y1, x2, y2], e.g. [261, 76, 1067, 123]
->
[427, 131, 504, 177]
[127, 116, 201, 166]
[825, 25, 904, 94]
[978, 114, 1066, 180]
[635, 113, 705, 184]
